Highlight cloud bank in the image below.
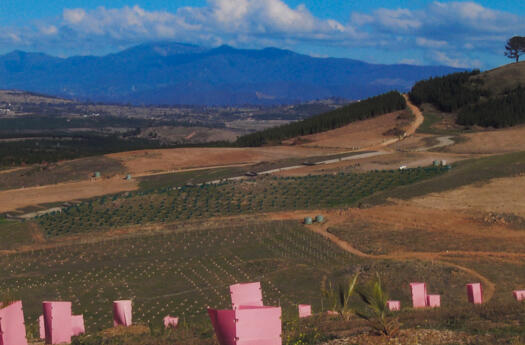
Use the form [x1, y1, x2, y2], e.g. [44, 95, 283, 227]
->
[0, 1, 523, 68]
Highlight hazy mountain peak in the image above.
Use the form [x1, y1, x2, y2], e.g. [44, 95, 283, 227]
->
[0, 42, 464, 105]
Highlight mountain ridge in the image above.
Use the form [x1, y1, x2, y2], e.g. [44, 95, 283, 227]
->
[0, 42, 464, 105]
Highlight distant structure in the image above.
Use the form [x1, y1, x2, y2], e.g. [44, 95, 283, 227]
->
[93, 172, 101, 179]
[304, 217, 313, 225]
[125, 174, 132, 181]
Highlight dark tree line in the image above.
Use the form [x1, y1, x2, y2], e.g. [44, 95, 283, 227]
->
[457, 86, 525, 128]
[0, 135, 169, 166]
[235, 91, 406, 147]
[409, 71, 488, 112]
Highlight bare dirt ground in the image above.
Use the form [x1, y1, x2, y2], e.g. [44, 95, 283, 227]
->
[295, 111, 402, 149]
[107, 146, 343, 175]
[0, 177, 138, 213]
[445, 125, 525, 154]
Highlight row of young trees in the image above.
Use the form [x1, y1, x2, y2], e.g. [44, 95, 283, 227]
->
[408, 71, 488, 113]
[235, 91, 406, 147]
[457, 86, 525, 128]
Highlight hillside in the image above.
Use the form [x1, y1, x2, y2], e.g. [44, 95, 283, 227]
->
[410, 62, 525, 128]
[0, 42, 462, 105]
[236, 91, 406, 146]
[4, 62, 525, 345]
[471, 60, 525, 94]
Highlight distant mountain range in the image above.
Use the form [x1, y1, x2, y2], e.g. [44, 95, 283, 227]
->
[0, 42, 463, 105]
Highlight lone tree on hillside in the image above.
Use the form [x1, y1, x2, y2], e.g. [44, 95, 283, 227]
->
[505, 36, 525, 62]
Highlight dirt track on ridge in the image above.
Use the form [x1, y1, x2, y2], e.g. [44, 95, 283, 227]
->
[267, 209, 497, 302]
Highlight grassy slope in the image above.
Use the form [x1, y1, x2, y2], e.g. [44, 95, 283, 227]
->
[472, 61, 525, 95]
[361, 150, 525, 205]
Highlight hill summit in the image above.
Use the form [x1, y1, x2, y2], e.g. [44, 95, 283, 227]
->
[0, 42, 462, 105]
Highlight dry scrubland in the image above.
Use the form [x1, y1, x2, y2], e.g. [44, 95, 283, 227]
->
[3, 96, 525, 344]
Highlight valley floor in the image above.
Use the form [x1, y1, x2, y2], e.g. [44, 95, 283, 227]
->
[3, 97, 525, 344]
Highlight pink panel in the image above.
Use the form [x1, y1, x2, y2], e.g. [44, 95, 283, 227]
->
[230, 282, 264, 309]
[514, 290, 525, 301]
[386, 300, 401, 311]
[113, 300, 132, 327]
[207, 308, 236, 345]
[466, 283, 483, 304]
[298, 304, 312, 318]
[163, 316, 179, 329]
[0, 301, 28, 345]
[43, 301, 72, 345]
[235, 306, 281, 345]
[410, 282, 427, 308]
[426, 295, 441, 308]
[39, 315, 45, 339]
[71, 315, 85, 337]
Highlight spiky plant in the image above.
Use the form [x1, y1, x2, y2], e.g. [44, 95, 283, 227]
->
[322, 273, 359, 320]
[357, 273, 400, 337]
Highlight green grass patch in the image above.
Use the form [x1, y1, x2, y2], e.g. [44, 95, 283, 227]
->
[0, 219, 39, 250]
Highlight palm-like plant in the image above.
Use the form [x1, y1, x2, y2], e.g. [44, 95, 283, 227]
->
[322, 273, 359, 320]
[357, 273, 400, 337]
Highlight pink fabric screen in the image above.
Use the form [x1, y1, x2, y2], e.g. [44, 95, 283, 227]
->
[410, 282, 427, 308]
[230, 282, 264, 309]
[208, 309, 236, 345]
[0, 301, 28, 345]
[40, 314, 84, 339]
[466, 283, 483, 304]
[235, 306, 281, 345]
[386, 300, 401, 311]
[208, 306, 281, 345]
[71, 315, 85, 337]
[163, 316, 179, 329]
[514, 290, 525, 301]
[113, 300, 132, 327]
[43, 301, 72, 345]
[39, 315, 45, 339]
[298, 304, 312, 318]
[426, 295, 441, 308]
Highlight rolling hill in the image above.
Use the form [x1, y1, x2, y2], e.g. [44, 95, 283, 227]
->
[410, 62, 525, 128]
[0, 42, 462, 105]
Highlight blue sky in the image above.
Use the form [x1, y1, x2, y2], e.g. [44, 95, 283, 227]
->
[1, 0, 524, 69]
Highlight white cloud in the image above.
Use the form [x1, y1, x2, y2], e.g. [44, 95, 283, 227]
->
[432, 51, 482, 68]
[63, 9, 86, 24]
[40, 25, 58, 35]
[416, 37, 447, 48]
[0, 0, 523, 68]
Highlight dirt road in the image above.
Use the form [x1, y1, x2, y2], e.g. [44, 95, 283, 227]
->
[404, 94, 425, 137]
[267, 209, 497, 302]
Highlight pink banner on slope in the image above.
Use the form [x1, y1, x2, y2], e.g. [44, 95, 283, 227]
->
[230, 282, 264, 309]
[410, 282, 427, 308]
[43, 301, 72, 345]
[113, 300, 132, 327]
[0, 301, 28, 345]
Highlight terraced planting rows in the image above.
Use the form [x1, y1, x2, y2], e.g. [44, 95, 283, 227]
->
[37, 167, 448, 237]
[0, 222, 354, 333]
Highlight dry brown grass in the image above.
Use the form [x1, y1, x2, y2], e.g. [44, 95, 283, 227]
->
[0, 177, 138, 213]
[410, 175, 525, 217]
[446, 125, 525, 154]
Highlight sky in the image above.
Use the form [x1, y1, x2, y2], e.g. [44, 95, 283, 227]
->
[1, 0, 524, 69]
